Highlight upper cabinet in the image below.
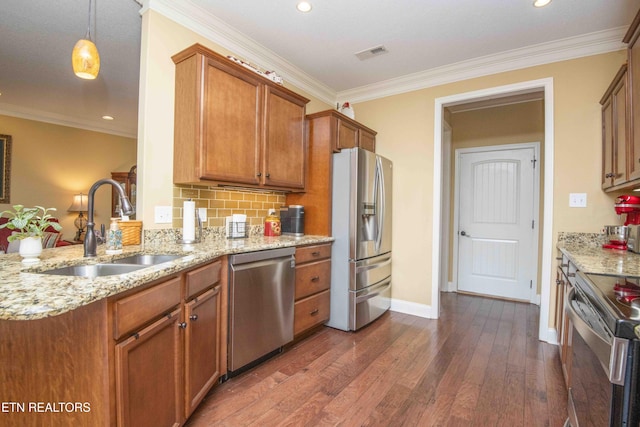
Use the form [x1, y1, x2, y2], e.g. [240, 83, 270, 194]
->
[172, 44, 309, 191]
[601, 65, 628, 190]
[601, 9, 640, 192]
[307, 110, 377, 153]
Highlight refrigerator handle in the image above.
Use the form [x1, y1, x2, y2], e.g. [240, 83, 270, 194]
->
[375, 156, 385, 253]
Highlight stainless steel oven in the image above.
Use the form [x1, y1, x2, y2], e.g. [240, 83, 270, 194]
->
[566, 272, 640, 426]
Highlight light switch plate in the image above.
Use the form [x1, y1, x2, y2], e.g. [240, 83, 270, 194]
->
[154, 206, 172, 223]
[569, 193, 587, 208]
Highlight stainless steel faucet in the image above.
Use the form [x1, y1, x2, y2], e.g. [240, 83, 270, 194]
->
[84, 178, 135, 257]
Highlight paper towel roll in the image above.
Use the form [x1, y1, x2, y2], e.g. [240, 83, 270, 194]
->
[183, 200, 196, 241]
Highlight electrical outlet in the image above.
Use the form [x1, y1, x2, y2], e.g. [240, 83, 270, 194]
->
[569, 193, 587, 208]
[154, 206, 172, 223]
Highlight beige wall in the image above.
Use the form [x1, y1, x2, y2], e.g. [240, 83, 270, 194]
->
[353, 50, 627, 307]
[138, 10, 628, 313]
[0, 115, 136, 241]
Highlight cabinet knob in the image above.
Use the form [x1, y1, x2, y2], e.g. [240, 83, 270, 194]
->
[257, 172, 262, 177]
[266, 173, 270, 178]
[178, 322, 187, 329]
[189, 314, 198, 321]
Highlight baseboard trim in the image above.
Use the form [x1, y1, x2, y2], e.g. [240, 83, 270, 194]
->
[390, 298, 435, 319]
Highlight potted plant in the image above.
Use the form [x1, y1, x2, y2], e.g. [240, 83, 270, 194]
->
[0, 205, 62, 262]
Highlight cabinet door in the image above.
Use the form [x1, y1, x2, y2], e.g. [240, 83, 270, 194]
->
[359, 129, 376, 152]
[184, 286, 221, 417]
[602, 96, 614, 189]
[629, 34, 640, 181]
[202, 58, 263, 185]
[263, 85, 307, 189]
[613, 74, 628, 187]
[115, 308, 183, 427]
[335, 118, 358, 151]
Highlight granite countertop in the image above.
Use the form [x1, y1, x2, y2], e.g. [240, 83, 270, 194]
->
[557, 234, 640, 277]
[0, 235, 333, 321]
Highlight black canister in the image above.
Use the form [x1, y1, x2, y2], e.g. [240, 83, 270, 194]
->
[280, 205, 304, 236]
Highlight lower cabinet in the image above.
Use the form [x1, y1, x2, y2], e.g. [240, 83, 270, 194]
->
[115, 307, 183, 427]
[294, 243, 332, 337]
[184, 286, 221, 417]
[112, 258, 225, 426]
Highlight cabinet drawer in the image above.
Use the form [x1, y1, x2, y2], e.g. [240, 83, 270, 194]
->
[185, 260, 222, 300]
[296, 243, 331, 264]
[294, 290, 330, 336]
[295, 259, 331, 300]
[113, 277, 182, 340]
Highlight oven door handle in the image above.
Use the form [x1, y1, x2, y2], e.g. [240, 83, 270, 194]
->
[566, 288, 628, 385]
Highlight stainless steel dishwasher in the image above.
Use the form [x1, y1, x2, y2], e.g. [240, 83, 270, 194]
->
[228, 247, 296, 374]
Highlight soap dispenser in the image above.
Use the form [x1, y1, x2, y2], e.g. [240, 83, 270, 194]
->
[106, 218, 123, 254]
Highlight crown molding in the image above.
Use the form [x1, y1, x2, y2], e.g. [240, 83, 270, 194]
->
[146, 0, 337, 105]
[0, 104, 137, 139]
[338, 27, 628, 103]
[145, 0, 627, 106]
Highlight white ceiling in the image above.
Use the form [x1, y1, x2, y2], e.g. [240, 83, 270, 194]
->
[1, 0, 638, 138]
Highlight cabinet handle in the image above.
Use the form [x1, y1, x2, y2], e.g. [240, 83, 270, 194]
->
[311, 251, 321, 256]
[567, 273, 576, 278]
[178, 322, 187, 329]
[257, 172, 262, 177]
[311, 276, 320, 282]
[310, 309, 319, 316]
[266, 173, 270, 178]
[561, 263, 568, 268]
[555, 256, 563, 261]
[189, 314, 198, 321]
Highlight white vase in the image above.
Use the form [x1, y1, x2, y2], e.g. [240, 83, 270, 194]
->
[19, 236, 43, 263]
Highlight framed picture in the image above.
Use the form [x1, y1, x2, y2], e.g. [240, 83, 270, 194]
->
[0, 134, 11, 204]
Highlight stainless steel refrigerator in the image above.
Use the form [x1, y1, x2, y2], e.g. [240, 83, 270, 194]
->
[328, 147, 392, 331]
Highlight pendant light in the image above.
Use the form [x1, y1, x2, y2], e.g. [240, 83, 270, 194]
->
[72, 0, 100, 80]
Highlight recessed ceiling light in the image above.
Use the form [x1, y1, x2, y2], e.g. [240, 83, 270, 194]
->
[102, 115, 114, 121]
[533, 0, 551, 7]
[296, 1, 312, 13]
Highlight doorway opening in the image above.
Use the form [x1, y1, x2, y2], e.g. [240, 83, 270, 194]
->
[432, 78, 555, 342]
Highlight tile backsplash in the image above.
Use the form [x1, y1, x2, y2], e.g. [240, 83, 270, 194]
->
[173, 184, 286, 228]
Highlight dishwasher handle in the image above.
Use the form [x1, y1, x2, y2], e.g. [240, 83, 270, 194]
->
[229, 247, 296, 265]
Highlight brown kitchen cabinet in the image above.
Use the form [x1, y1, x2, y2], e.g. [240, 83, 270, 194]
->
[286, 109, 378, 235]
[115, 306, 183, 427]
[183, 261, 223, 418]
[294, 243, 332, 337]
[601, 64, 628, 190]
[172, 44, 309, 191]
[555, 252, 577, 387]
[625, 11, 640, 182]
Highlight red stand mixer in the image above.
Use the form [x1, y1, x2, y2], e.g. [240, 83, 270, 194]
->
[605, 195, 640, 250]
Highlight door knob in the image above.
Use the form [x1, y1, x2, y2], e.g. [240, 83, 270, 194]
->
[460, 231, 470, 237]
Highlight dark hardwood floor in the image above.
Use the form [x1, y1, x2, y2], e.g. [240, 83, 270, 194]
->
[187, 293, 568, 426]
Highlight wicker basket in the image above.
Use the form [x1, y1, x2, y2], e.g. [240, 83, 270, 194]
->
[117, 220, 142, 246]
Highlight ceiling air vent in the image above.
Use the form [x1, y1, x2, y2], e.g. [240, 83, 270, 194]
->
[355, 45, 388, 61]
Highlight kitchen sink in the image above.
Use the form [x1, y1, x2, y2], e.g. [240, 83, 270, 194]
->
[37, 254, 185, 278]
[39, 263, 146, 278]
[111, 254, 184, 265]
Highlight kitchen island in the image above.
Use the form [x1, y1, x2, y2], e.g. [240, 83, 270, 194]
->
[0, 234, 333, 427]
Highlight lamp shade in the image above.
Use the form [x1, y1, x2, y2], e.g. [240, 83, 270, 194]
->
[68, 193, 88, 212]
[72, 38, 100, 80]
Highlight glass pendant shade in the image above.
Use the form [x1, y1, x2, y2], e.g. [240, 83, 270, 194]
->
[72, 38, 100, 80]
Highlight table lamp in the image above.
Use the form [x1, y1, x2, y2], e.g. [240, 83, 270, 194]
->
[68, 193, 88, 241]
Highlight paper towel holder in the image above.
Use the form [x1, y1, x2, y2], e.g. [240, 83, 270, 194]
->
[178, 210, 202, 244]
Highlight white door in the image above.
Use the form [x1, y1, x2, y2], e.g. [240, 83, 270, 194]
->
[457, 147, 536, 301]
